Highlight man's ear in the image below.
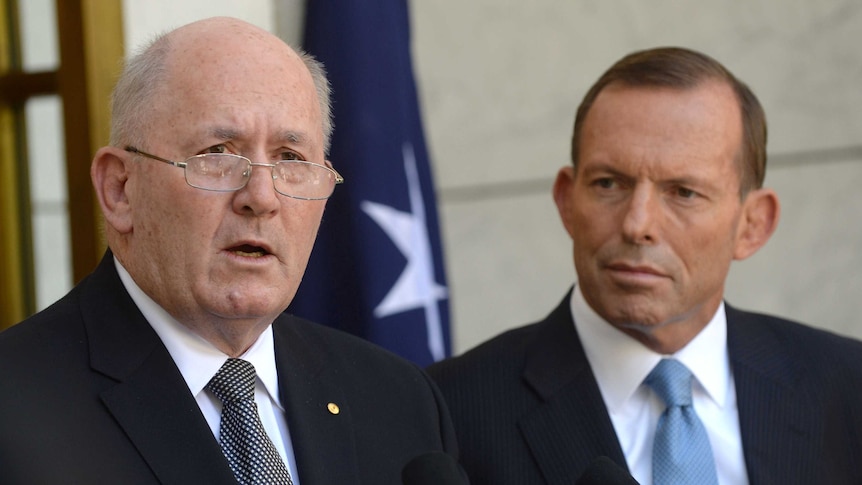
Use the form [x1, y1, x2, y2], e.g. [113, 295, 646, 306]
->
[734, 187, 780, 260]
[91, 146, 133, 234]
[553, 165, 577, 239]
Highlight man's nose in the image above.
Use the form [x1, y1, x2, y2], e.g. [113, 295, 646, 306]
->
[621, 186, 657, 245]
[233, 160, 281, 215]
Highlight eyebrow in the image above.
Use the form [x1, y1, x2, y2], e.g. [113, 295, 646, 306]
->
[579, 162, 624, 178]
[581, 162, 711, 188]
[209, 127, 240, 141]
[206, 127, 310, 146]
[276, 130, 309, 146]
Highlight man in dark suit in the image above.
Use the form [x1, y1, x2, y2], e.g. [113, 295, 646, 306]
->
[428, 47, 862, 485]
[0, 17, 458, 484]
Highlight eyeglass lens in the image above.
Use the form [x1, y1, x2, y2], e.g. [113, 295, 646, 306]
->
[185, 154, 336, 199]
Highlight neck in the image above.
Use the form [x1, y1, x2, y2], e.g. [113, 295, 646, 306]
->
[182, 317, 272, 357]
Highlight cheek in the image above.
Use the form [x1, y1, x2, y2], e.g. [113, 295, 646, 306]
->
[674, 218, 739, 279]
[282, 202, 325, 247]
[138, 191, 223, 261]
[571, 206, 615, 252]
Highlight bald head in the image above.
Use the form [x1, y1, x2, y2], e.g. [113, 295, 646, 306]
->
[110, 17, 333, 153]
[165, 17, 300, 80]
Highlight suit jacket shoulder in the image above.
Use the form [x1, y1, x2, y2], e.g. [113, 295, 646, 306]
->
[726, 305, 862, 484]
[428, 292, 626, 485]
[271, 313, 459, 484]
[0, 255, 235, 485]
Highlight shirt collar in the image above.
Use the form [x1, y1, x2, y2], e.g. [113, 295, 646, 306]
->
[571, 284, 730, 413]
[114, 257, 283, 410]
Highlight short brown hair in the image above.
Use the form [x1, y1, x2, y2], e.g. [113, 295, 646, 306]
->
[570, 47, 767, 195]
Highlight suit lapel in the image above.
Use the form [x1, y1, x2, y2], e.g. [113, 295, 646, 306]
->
[273, 316, 359, 484]
[515, 298, 825, 484]
[727, 306, 819, 485]
[518, 294, 628, 485]
[82, 253, 235, 484]
[98, 350, 235, 484]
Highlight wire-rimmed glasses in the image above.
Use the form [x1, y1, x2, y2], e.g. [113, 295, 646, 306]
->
[125, 146, 344, 200]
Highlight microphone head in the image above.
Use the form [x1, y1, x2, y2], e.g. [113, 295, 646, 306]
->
[401, 451, 469, 485]
[575, 456, 640, 485]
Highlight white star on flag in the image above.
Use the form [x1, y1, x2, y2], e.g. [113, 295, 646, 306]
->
[360, 142, 448, 361]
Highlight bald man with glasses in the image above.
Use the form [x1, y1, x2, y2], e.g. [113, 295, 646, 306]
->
[0, 17, 459, 485]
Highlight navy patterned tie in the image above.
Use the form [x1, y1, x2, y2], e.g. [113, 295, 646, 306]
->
[207, 358, 293, 485]
[645, 359, 719, 485]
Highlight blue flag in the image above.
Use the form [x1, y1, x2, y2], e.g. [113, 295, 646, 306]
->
[292, 0, 451, 366]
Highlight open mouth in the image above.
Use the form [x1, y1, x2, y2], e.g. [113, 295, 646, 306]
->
[229, 244, 270, 258]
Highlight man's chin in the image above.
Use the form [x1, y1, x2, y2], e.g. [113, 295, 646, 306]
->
[205, 295, 288, 324]
[594, 291, 670, 324]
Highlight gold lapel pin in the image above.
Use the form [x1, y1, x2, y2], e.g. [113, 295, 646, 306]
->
[327, 402, 340, 415]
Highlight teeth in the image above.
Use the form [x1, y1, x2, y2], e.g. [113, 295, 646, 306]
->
[233, 249, 265, 258]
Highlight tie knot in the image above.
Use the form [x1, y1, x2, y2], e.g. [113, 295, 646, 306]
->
[645, 359, 693, 407]
[206, 358, 257, 403]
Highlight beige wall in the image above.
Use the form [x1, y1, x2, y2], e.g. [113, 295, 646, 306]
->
[120, 0, 862, 354]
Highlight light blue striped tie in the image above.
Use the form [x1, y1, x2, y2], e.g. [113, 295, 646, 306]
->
[645, 359, 719, 485]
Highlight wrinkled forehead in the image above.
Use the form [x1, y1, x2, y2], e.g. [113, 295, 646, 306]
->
[166, 22, 311, 90]
[148, 26, 323, 153]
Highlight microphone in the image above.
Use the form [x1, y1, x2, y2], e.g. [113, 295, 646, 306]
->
[575, 456, 640, 485]
[401, 451, 470, 485]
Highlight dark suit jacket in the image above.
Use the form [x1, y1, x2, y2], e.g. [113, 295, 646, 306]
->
[428, 291, 862, 485]
[0, 253, 458, 484]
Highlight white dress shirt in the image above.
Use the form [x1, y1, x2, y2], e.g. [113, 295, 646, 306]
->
[570, 285, 749, 485]
[115, 258, 301, 484]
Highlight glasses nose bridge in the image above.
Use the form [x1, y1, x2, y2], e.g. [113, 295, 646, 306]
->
[245, 161, 279, 181]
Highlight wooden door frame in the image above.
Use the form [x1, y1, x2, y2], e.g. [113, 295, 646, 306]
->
[0, 0, 122, 329]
